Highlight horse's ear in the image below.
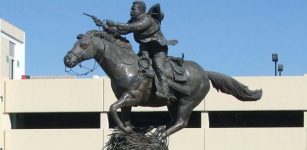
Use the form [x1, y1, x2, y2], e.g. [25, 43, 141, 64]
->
[77, 34, 84, 40]
[94, 32, 102, 37]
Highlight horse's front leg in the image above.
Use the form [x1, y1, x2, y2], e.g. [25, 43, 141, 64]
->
[109, 92, 137, 133]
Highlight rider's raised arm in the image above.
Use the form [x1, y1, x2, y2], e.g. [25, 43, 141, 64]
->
[114, 15, 151, 32]
[114, 20, 134, 35]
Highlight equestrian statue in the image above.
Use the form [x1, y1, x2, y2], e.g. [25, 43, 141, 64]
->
[64, 1, 262, 140]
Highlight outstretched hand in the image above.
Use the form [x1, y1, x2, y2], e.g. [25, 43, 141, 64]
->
[94, 19, 103, 27]
[101, 20, 119, 36]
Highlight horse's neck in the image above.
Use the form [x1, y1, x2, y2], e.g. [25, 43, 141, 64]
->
[95, 39, 138, 81]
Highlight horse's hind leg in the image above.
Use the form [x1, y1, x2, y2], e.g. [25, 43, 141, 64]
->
[167, 105, 178, 127]
[159, 101, 195, 140]
[153, 105, 178, 137]
[153, 105, 177, 137]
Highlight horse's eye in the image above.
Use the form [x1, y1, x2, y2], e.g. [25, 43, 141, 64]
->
[77, 34, 84, 39]
[80, 42, 88, 49]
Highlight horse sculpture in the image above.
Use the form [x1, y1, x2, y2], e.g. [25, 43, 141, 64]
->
[64, 30, 262, 140]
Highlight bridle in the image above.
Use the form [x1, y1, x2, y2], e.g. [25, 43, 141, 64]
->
[65, 35, 104, 76]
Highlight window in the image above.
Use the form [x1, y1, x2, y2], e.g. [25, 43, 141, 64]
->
[209, 111, 303, 128]
[9, 41, 16, 79]
[9, 59, 14, 79]
[9, 41, 15, 58]
[108, 111, 201, 128]
[10, 113, 100, 129]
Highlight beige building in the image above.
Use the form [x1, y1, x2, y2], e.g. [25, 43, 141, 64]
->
[2, 75, 307, 150]
[0, 19, 25, 81]
[0, 19, 25, 150]
[1, 19, 307, 150]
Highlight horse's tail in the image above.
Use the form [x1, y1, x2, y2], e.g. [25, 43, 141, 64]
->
[207, 71, 262, 101]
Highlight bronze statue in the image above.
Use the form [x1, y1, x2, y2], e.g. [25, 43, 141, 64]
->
[64, 29, 262, 140]
[95, 1, 177, 101]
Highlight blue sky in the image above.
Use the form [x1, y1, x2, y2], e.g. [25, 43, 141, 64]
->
[1, 0, 307, 77]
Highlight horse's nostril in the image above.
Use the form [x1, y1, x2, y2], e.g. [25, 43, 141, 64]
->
[64, 56, 70, 63]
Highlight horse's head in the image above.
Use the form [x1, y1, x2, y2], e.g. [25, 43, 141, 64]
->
[64, 32, 98, 68]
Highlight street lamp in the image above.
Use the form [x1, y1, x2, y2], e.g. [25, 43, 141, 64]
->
[278, 64, 284, 76]
[272, 53, 278, 76]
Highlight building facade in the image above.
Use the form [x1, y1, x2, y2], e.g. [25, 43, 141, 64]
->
[0, 19, 25, 150]
[2, 75, 307, 150]
[0, 19, 25, 80]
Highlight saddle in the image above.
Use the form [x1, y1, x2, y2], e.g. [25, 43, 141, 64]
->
[138, 56, 191, 95]
[169, 56, 186, 82]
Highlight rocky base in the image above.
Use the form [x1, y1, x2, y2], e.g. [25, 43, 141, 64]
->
[105, 127, 169, 150]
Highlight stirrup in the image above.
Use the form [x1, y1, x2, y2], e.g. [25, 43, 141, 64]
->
[156, 91, 177, 102]
[168, 94, 177, 102]
[156, 91, 167, 99]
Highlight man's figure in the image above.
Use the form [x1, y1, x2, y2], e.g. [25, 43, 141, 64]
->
[101, 1, 175, 100]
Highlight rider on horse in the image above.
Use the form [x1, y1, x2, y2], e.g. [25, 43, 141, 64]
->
[96, 1, 177, 101]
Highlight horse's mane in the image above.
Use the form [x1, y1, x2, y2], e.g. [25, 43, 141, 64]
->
[85, 30, 138, 65]
[85, 30, 132, 50]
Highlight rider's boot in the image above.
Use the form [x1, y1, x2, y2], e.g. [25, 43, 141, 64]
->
[155, 70, 176, 102]
[153, 51, 176, 103]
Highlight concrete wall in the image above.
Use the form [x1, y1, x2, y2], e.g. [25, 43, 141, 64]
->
[205, 76, 307, 111]
[2, 75, 307, 150]
[5, 79, 104, 113]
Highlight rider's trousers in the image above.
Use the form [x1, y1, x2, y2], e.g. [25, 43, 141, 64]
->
[139, 42, 170, 97]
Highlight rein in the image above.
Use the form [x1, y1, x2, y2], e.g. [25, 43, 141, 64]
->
[65, 36, 105, 76]
[65, 59, 102, 76]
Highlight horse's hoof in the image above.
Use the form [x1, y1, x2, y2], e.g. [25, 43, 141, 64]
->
[158, 132, 167, 141]
[124, 122, 135, 129]
[124, 126, 133, 133]
[153, 125, 166, 136]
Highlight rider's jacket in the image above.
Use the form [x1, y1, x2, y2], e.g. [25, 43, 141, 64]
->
[115, 13, 169, 46]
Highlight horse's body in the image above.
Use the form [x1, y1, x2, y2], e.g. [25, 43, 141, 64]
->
[64, 30, 262, 139]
